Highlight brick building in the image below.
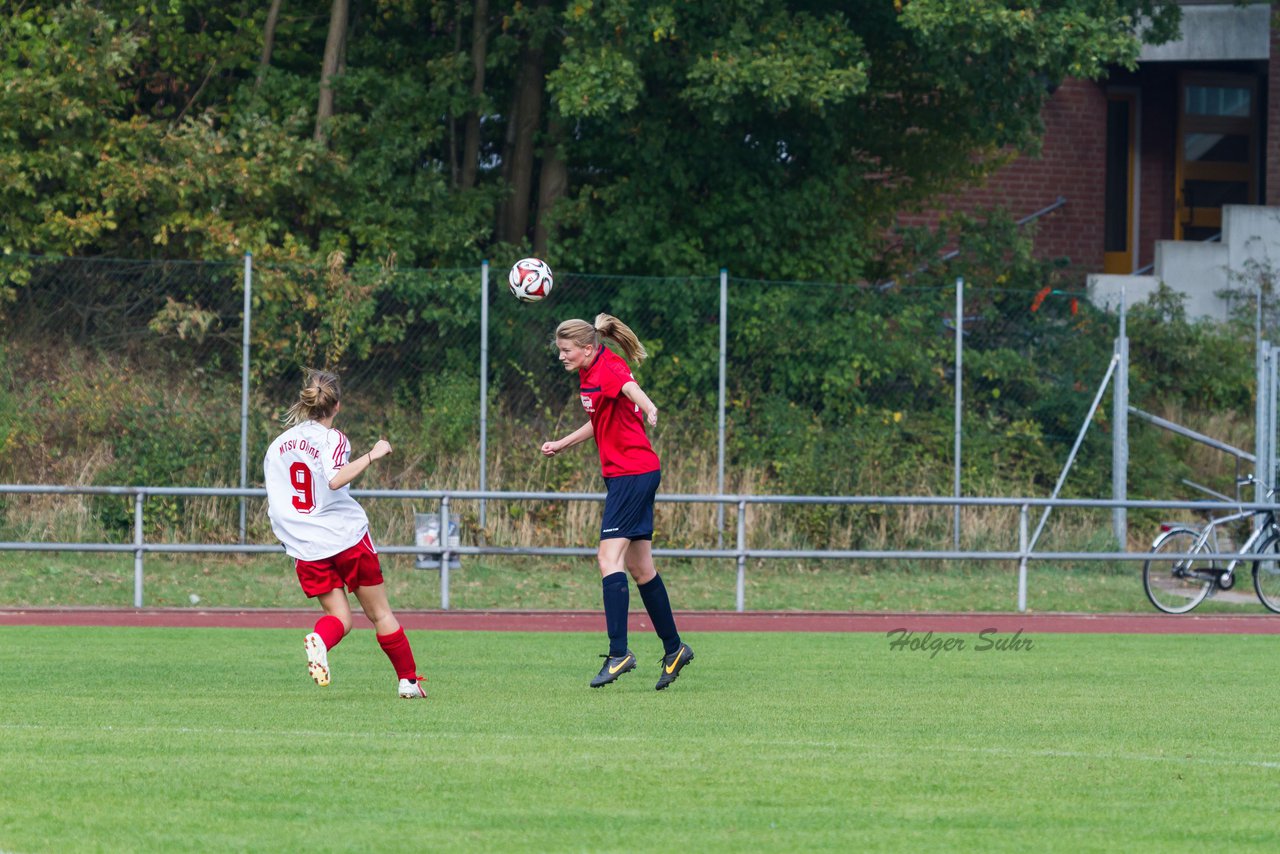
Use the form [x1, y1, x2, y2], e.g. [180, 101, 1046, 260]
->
[903, 1, 1278, 285]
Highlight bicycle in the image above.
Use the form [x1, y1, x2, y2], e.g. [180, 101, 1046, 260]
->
[1143, 475, 1280, 614]
[1146, 478, 1280, 612]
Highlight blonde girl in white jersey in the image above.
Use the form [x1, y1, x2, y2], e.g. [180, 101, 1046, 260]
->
[263, 368, 425, 699]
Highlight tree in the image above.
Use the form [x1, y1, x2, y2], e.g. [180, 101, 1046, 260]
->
[496, 0, 553, 245]
[459, 0, 491, 191]
[0, 4, 139, 258]
[0, 1, 491, 268]
[0, 0, 1180, 277]
[538, 0, 1178, 278]
[314, 0, 349, 143]
[255, 0, 285, 93]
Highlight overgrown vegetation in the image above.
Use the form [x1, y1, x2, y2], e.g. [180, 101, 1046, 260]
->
[0, 214, 1270, 565]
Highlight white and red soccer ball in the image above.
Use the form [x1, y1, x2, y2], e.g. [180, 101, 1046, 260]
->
[508, 257, 554, 302]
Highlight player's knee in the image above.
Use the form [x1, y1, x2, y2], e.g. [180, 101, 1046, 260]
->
[626, 564, 655, 585]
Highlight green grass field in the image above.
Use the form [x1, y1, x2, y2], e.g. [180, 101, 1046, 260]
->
[2, 626, 1278, 852]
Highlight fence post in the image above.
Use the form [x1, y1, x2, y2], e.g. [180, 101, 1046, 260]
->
[1256, 342, 1266, 509]
[479, 260, 490, 529]
[1259, 343, 1269, 512]
[440, 495, 452, 610]
[1256, 277, 1263, 436]
[735, 498, 746, 612]
[239, 252, 252, 544]
[133, 491, 145, 608]
[1017, 503, 1029, 612]
[1262, 343, 1278, 499]
[717, 268, 728, 548]
[953, 277, 963, 549]
[1112, 289, 1128, 548]
[1264, 348, 1274, 494]
[1256, 339, 1266, 511]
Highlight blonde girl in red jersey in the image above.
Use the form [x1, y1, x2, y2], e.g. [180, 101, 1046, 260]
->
[542, 314, 694, 690]
[263, 369, 426, 699]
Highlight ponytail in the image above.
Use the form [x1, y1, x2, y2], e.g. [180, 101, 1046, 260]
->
[593, 313, 647, 365]
[283, 368, 341, 426]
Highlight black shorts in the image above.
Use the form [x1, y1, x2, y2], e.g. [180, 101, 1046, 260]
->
[600, 469, 661, 541]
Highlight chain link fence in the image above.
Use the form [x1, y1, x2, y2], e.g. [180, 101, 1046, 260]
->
[1, 252, 1253, 566]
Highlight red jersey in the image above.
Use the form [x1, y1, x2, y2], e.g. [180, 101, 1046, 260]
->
[579, 346, 661, 477]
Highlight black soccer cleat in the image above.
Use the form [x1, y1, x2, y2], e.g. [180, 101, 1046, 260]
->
[590, 649, 636, 687]
[655, 642, 694, 691]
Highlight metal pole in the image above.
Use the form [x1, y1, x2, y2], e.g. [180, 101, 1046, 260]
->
[735, 498, 746, 612]
[1256, 276, 1263, 385]
[1257, 342, 1270, 509]
[133, 491, 145, 608]
[1256, 278, 1265, 513]
[1128, 407, 1255, 461]
[1112, 289, 1128, 548]
[440, 495, 452, 610]
[479, 260, 490, 529]
[1267, 346, 1278, 496]
[1017, 504, 1029, 612]
[239, 252, 252, 543]
[953, 277, 963, 549]
[717, 268, 728, 548]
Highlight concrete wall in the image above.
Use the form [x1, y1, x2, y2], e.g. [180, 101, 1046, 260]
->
[1152, 241, 1231, 319]
[1223, 206, 1280, 274]
[1087, 274, 1162, 313]
[1138, 3, 1272, 62]
[1089, 204, 1280, 320]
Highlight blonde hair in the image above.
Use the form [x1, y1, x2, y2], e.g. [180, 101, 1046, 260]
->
[283, 368, 341, 426]
[554, 313, 648, 364]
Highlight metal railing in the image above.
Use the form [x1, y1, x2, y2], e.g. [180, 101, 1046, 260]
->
[4, 484, 1280, 613]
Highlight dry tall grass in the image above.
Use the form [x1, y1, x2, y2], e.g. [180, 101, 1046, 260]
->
[1, 338, 1255, 564]
[2, 403, 1219, 573]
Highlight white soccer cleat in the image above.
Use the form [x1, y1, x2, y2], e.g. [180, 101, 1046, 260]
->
[398, 677, 426, 699]
[304, 632, 331, 687]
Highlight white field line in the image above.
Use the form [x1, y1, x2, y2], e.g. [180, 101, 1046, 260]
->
[1, 722, 1277, 771]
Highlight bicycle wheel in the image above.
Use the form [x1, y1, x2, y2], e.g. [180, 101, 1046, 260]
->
[1143, 527, 1214, 614]
[1251, 532, 1280, 614]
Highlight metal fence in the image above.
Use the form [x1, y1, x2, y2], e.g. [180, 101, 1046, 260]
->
[3, 251, 1276, 612]
[0, 253, 1128, 500]
[5, 483, 1278, 612]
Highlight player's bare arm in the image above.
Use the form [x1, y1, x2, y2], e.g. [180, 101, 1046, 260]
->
[329, 439, 392, 489]
[621, 381, 658, 426]
[542, 421, 594, 456]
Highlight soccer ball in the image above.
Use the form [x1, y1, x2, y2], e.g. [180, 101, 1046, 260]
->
[508, 257, 554, 302]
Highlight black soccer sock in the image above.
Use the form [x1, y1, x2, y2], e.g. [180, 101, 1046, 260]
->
[601, 571, 630, 656]
[638, 573, 681, 655]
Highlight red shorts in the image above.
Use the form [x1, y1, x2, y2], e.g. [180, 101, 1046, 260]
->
[294, 533, 384, 597]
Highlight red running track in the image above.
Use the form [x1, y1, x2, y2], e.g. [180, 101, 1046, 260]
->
[1, 608, 1279, 634]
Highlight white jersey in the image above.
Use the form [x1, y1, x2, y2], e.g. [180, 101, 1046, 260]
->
[263, 420, 370, 561]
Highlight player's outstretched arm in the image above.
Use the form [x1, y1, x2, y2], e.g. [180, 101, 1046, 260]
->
[621, 381, 658, 426]
[329, 439, 392, 489]
[542, 422, 593, 456]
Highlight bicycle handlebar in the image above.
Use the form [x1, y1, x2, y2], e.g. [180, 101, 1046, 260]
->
[1236, 473, 1277, 499]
